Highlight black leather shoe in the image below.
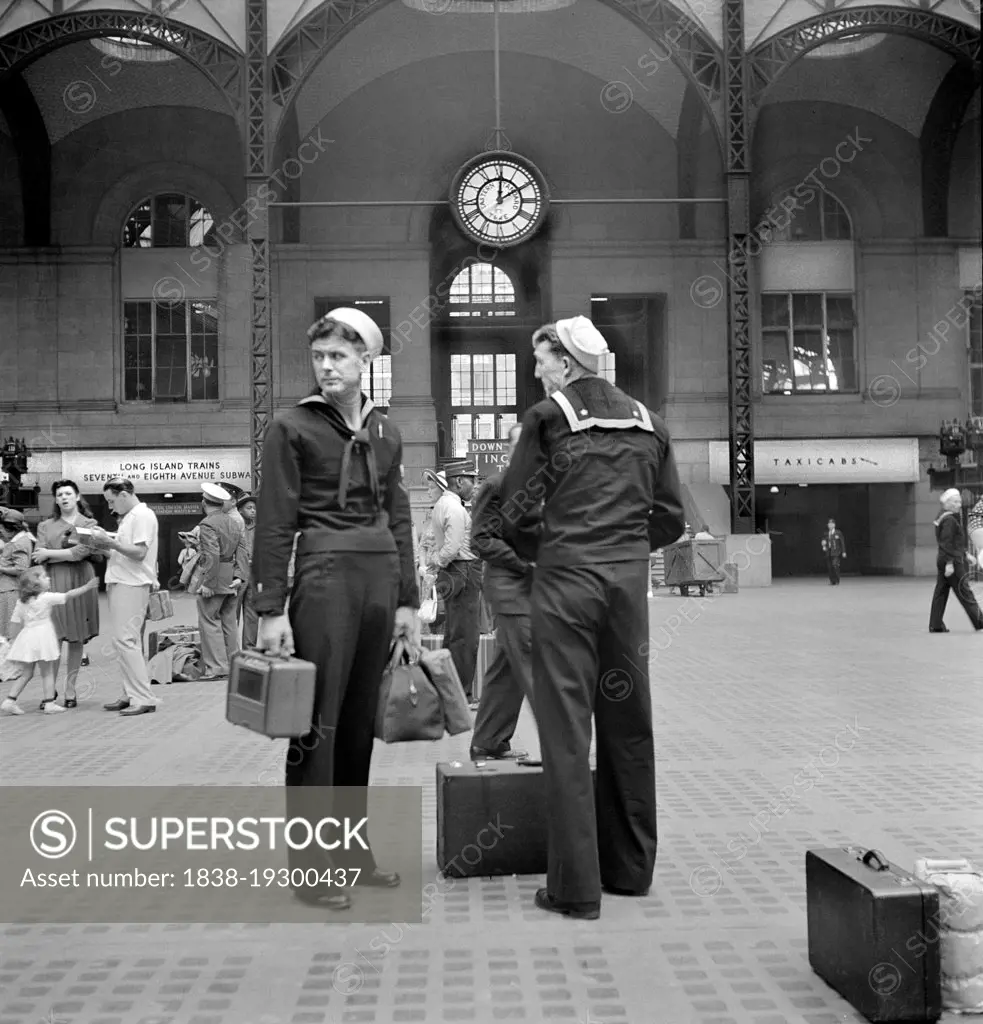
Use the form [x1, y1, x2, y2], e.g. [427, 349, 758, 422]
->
[356, 869, 401, 888]
[119, 705, 156, 716]
[294, 890, 352, 911]
[602, 883, 650, 897]
[104, 699, 130, 711]
[534, 888, 600, 920]
[63, 698, 78, 709]
[470, 747, 529, 761]
[929, 627, 950, 633]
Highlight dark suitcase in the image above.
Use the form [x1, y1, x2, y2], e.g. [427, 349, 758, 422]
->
[437, 760, 595, 878]
[807, 847, 942, 1022]
[147, 626, 199, 660]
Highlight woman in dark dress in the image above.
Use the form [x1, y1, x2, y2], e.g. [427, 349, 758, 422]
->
[31, 480, 102, 706]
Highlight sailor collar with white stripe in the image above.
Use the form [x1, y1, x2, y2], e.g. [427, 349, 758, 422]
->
[550, 386, 654, 433]
[298, 392, 381, 435]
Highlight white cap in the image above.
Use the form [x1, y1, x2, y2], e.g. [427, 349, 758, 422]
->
[423, 469, 448, 492]
[202, 482, 231, 504]
[940, 488, 962, 505]
[554, 316, 609, 373]
[320, 307, 385, 360]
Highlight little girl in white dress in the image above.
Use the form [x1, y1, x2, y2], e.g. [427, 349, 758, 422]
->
[1, 566, 98, 715]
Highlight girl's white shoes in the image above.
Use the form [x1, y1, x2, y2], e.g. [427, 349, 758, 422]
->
[1, 697, 24, 715]
[41, 701, 66, 714]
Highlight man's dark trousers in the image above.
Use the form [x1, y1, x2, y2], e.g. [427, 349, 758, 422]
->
[930, 562, 983, 630]
[285, 549, 399, 886]
[533, 560, 657, 905]
[439, 560, 481, 699]
[471, 566, 534, 754]
[827, 556, 841, 585]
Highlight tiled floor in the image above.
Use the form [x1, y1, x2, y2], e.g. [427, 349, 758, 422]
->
[0, 579, 979, 1024]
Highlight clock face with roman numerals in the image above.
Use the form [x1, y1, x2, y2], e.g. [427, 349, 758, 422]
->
[450, 152, 549, 248]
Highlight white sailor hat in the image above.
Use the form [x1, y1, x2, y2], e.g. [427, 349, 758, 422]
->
[554, 316, 609, 373]
[201, 482, 231, 504]
[310, 307, 385, 360]
[422, 469, 449, 491]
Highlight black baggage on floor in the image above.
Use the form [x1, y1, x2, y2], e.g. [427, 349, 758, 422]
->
[436, 760, 595, 878]
[806, 847, 942, 1023]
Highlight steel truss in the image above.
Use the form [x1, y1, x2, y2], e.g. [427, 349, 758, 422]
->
[246, 0, 273, 494]
[270, 0, 723, 123]
[750, 7, 981, 100]
[724, 0, 754, 534]
[0, 11, 243, 118]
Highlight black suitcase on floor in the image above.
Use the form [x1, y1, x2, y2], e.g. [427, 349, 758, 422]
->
[806, 847, 942, 1022]
[436, 760, 594, 878]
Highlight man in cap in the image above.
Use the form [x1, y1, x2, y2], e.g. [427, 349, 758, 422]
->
[234, 494, 258, 648]
[252, 306, 420, 911]
[469, 422, 540, 759]
[929, 487, 983, 633]
[820, 518, 847, 585]
[501, 316, 685, 919]
[192, 482, 245, 679]
[427, 459, 482, 704]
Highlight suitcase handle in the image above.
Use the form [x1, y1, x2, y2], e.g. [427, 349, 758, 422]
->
[861, 849, 890, 872]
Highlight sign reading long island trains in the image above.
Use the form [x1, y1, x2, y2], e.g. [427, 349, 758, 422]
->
[61, 449, 251, 488]
[467, 439, 511, 477]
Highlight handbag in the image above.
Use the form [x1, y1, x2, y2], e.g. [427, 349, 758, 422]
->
[418, 647, 471, 735]
[375, 639, 444, 743]
[418, 585, 438, 625]
[147, 588, 174, 622]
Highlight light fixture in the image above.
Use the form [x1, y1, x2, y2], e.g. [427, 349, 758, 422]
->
[770, 486, 779, 493]
[163, 492, 174, 499]
[799, 484, 808, 488]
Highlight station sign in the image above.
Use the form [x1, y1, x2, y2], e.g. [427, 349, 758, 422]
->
[467, 439, 511, 477]
[61, 448, 252, 489]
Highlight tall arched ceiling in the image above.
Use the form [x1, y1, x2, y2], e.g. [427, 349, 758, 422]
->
[22, 39, 233, 144]
[747, 0, 978, 49]
[0, 0, 244, 52]
[760, 34, 954, 136]
[291, 0, 691, 142]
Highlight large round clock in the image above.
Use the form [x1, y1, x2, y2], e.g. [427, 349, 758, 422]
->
[449, 151, 550, 248]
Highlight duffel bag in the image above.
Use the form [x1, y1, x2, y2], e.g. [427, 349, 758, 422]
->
[375, 639, 444, 743]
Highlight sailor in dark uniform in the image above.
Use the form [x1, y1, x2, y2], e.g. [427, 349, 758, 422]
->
[501, 317, 685, 920]
[251, 307, 421, 911]
[929, 488, 983, 633]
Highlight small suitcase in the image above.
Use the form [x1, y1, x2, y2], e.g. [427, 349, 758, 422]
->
[226, 650, 317, 738]
[436, 760, 596, 878]
[147, 626, 199, 660]
[807, 847, 942, 1022]
[418, 634, 496, 701]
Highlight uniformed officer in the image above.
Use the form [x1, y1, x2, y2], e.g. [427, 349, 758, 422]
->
[252, 307, 420, 911]
[501, 317, 685, 919]
[193, 482, 244, 679]
[820, 518, 847, 585]
[469, 423, 540, 760]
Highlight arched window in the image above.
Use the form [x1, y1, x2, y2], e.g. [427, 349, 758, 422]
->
[123, 193, 215, 248]
[759, 189, 857, 394]
[449, 263, 516, 318]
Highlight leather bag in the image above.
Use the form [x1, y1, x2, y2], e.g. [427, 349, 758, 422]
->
[375, 639, 445, 743]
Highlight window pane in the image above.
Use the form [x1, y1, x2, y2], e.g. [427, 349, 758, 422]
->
[761, 331, 791, 392]
[450, 354, 471, 406]
[474, 413, 495, 439]
[495, 353, 516, 405]
[473, 353, 494, 405]
[792, 329, 827, 390]
[826, 294, 855, 328]
[497, 413, 517, 438]
[153, 194, 189, 248]
[598, 352, 616, 384]
[451, 415, 473, 458]
[188, 201, 216, 249]
[783, 195, 822, 241]
[761, 294, 789, 329]
[447, 263, 516, 318]
[822, 192, 852, 240]
[125, 369, 152, 402]
[372, 355, 392, 406]
[123, 201, 152, 248]
[792, 294, 823, 326]
[155, 300, 185, 335]
[189, 302, 218, 402]
[827, 329, 856, 392]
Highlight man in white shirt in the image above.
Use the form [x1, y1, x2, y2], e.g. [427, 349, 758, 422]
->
[428, 461, 481, 701]
[90, 477, 160, 716]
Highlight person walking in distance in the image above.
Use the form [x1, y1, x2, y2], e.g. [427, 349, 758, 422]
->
[929, 488, 983, 633]
[427, 462, 482, 705]
[89, 478, 161, 716]
[251, 307, 420, 911]
[235, 494, 258, 648]
[469, 423, 540, 760]
[501, 317, 685, 920]
[821, 518, 847, 585]
[192, 482, 244, 679]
